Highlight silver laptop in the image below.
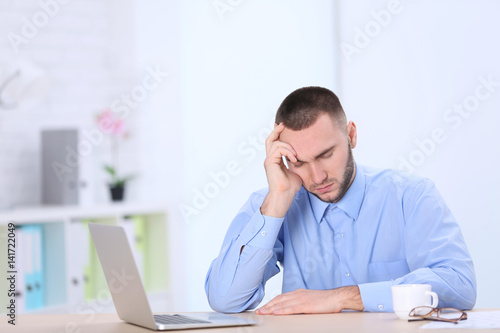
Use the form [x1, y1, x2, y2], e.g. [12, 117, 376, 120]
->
[88, 223, 257, 331]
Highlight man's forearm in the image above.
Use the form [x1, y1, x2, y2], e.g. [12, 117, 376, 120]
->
[206, 244, 278, 313]
[205, 206, 284, 313]
[260, 190, 296, 218]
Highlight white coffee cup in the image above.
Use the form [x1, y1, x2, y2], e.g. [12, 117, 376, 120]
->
[391, 284, 439, 320]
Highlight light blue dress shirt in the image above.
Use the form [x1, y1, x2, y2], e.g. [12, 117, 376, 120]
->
[205, 164, 476, 313]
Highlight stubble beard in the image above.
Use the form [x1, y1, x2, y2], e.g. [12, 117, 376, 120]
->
[310, 144, 355, 204]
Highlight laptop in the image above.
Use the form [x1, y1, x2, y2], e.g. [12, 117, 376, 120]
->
[88, 223, 258, 330]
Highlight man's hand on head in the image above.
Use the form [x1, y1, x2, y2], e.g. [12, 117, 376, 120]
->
[261, 123, 303, 218]
[255, 286, 364, 315]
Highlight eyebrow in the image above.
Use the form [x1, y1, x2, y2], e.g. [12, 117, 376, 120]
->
[294, 145, 336, 163]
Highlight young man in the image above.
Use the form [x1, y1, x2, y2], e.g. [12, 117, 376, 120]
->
[205, 87, 476, 315]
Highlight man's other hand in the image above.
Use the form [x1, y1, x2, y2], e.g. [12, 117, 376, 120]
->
[255, 286, 364, 315]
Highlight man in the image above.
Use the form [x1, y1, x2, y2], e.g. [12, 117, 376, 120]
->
[205, 87, 476, 315]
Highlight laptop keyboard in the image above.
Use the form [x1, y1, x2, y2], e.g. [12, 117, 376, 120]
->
[154, 314, 211, 325]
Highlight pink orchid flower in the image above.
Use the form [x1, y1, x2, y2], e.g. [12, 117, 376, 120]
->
[97, 109, 126, 137]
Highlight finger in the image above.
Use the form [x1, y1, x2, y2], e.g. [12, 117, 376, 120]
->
[257, 298, 302, 315]
[255, 295, 284, 314]
[266, 142, 297, 163]
[269, 141, 297, 156]
[256, 291, 297, 314]
[264, 152, 298, 176]
[256, 303, 281, 315]
[255, 307, 271, 315]
[265, 123, 286, 155]
[257, 297, 280, 310]
[273, 304, 303, 316]
[266, 148, 298, 167]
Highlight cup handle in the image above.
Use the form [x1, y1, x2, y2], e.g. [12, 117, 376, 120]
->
[426, 291, 439, 308]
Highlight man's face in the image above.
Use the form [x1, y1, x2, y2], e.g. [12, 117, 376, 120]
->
[279, 113, 357, 203]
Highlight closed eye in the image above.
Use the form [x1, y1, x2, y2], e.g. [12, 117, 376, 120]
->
[322, 152, 333, 159]
[285, 157, 304, 168]
[315, 145, 336, 160]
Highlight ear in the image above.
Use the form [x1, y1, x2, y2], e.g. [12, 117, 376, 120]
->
[346, 121, 357, 149]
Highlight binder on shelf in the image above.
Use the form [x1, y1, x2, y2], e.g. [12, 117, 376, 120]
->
[0, 226, 6, 314]
[143, 214, 169, 292]
[1, 206, 170, 314]
[23, 224, 45, 311]
[67, 220, 90, 306]
[15, 226, 26, 313]
[122, 216, 145, 281]
[134, 216, 151, 289]
[84, 220, 110, 303]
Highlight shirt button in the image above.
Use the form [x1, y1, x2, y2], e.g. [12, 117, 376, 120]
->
[345, 272, 350, 277]
[340, 233, 344, 238]
[378, 304, 384, 310]
[261, 231, 267, 236]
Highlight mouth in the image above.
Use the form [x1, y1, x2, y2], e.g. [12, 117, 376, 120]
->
[315, 183, 334, 194]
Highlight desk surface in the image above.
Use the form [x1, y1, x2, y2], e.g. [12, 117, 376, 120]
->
[2, 310, 498, 333]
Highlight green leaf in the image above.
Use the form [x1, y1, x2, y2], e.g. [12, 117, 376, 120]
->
[108, 174, 137, 187]
[103, 164, 116, 176]
[103, 164, 136, 187]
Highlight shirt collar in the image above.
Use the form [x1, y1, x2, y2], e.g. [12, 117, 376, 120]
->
[308, 163, 366, 224]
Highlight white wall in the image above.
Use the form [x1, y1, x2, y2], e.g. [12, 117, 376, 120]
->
[176, 0, 338, 310]
[174, 0, 500, 310]
[2, 0, 498, 312]
[0, 0, 147, 206]
[337, 0, 500, 308]
[133, 1, 184, 205]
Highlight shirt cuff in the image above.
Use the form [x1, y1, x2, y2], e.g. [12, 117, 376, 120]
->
[237, 210, 284, 249]
[358, 281, 395, 312]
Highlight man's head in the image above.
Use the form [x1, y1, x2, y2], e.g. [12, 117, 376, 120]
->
[275, 86, 347, 131]
[276, 87, 357, 203]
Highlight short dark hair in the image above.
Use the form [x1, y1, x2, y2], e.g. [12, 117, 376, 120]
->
[275, 86, 346, 130]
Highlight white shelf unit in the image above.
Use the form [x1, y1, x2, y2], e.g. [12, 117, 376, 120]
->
[0, 202, 185, 315]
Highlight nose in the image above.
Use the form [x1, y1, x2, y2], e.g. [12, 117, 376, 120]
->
[309, 162, 327, 185]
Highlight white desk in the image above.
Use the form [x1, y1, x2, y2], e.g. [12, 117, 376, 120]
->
[1, 310, 498, 333]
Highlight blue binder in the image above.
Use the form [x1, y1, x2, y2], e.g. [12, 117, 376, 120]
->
[23, 224, 45, 311]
